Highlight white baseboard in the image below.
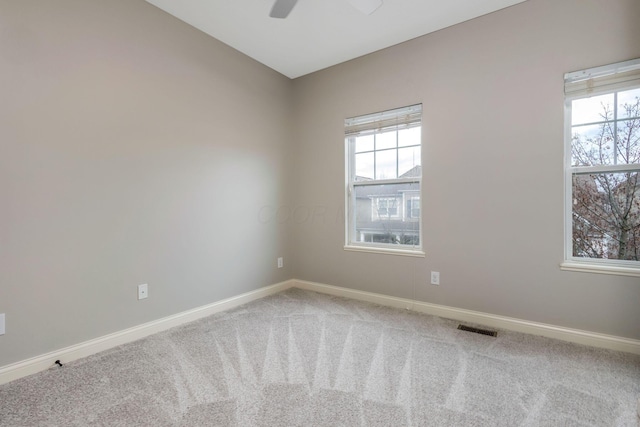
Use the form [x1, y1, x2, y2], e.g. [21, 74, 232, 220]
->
[3, 277, 638, 386]
[293, 279, 640, 355]
[0, 280, 294, 385]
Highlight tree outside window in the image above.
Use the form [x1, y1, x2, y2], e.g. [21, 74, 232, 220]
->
[565, 59, 640, 270]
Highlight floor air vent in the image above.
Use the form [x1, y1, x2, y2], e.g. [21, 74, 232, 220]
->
[457, 324, 497, 337]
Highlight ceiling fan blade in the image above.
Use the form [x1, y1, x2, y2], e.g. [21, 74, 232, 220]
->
[269, 0, 298, 18]
[346, 0, 382, 15]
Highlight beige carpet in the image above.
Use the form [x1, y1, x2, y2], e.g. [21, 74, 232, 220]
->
[1, 288, 639, 426]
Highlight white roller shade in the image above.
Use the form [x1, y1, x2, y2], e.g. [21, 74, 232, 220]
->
[564, 58, 640, 98]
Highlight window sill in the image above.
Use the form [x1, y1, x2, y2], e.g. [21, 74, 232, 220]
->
[344, 245, 425, 258]
[560, 261, 640, 278]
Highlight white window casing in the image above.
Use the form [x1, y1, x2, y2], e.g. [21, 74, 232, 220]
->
[562, 58, 640, 277]
[345, 104, 424, 256]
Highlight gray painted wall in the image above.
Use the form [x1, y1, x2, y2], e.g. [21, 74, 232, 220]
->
[291, 0, 640, 340]
[0, 0, 293, 366]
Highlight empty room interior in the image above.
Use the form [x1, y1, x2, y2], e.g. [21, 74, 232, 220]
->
[1, 0, 640, 425]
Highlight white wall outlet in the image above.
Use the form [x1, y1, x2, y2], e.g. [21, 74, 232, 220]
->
[277, 257, 283, 268]
[430, 271, 440, 285]
[0, 313, 4, 335]
[138, 284, 148, 300]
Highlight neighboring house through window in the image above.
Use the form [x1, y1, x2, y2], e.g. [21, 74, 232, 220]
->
[562, 58, 640, 276]
[345, 104, 423, 255]
[373, 197, 400, 220]
[406, 195, 420, 220]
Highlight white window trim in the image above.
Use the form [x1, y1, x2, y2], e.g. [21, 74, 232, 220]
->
[560, 260, 640, 277]
[344, 104, 423, 256]
[344, 244, 425, 258]
[562, 58, 640, 277]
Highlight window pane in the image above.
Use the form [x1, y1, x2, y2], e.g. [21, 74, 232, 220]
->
[406, 195, 420, 220]
[346, 104, 422, 251]
[398, 146, 421, 177]
[571, 123, 615, 166]
[375, 149, 397, 179]
[355, 152, 374, 181]
[572, 94, 614, 125]
[572, 172, 640, 261]
[355, 134, 374, 153]
[375, 197, 399, 217]
[353, 182, 420, 245]
[618, 87, 640, 120]
[616, 118, 640, 165]
[398, 127, 420, 147]
[376, 130, 397, 150]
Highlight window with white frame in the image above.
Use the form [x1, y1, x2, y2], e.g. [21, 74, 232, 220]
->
[563, 58, 640, 275]
[345, 104, 423, 254]
[373, 197, 400, 220]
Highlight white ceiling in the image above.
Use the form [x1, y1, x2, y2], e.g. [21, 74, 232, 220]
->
[145, 0, 527, 79]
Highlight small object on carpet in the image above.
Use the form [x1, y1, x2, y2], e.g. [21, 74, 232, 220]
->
[457, 324, 498, 337]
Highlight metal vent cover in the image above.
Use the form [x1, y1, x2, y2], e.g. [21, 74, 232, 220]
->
[457, 324, 498, 337]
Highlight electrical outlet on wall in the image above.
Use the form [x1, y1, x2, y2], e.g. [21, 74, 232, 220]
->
[430, 271, 440, 285]
[138, 284, 148, 300]
[277, 257, 283, 268]
[0, 313, 5, 335]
